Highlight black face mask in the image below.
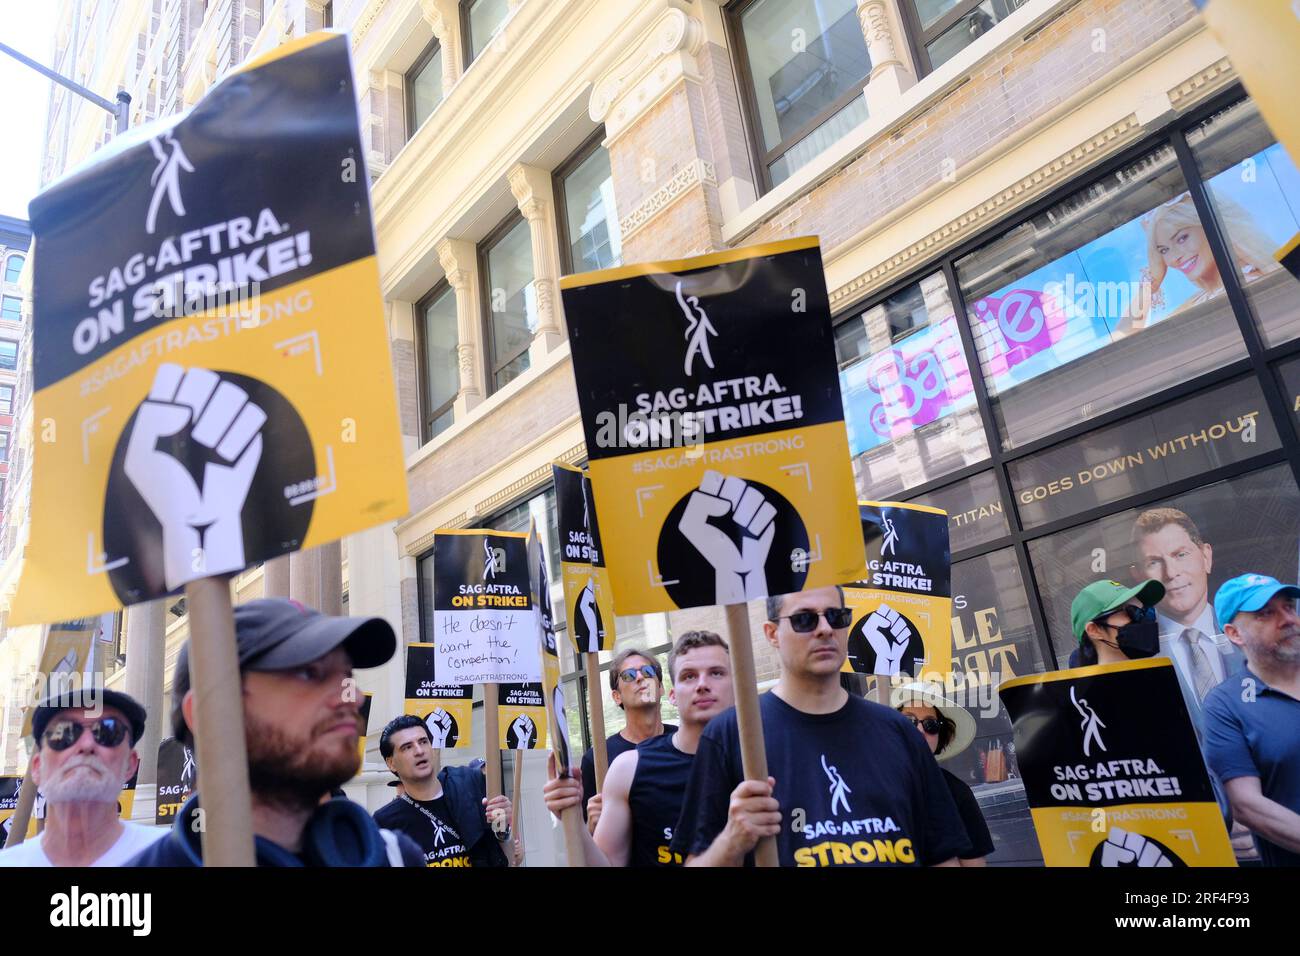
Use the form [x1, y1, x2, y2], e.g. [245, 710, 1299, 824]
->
[1113, 617, 1160, 659]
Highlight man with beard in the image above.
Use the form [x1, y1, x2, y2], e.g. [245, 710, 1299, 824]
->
[127, 598, 424, 867]
[1204, 574, 1300, 867]
[542, 630, 731, 866]
[0, 689, 162, 866]
[579, 648, 676, 827]
[373, 715, 512, 867]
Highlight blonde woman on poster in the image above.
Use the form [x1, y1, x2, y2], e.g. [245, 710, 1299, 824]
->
[1122, 193, 1280, 337]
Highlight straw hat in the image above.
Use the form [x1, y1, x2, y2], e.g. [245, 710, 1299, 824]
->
[889, 680, 977, 762]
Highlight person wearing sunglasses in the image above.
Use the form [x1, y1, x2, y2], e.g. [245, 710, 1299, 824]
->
[893, 682, 992, 866]
[1070, 579, 1166, 666]
[672, 586, 970, 867]
[543, 630, 732, 866]
[0, 689, 163, 867]
[578, 648, 676, 831]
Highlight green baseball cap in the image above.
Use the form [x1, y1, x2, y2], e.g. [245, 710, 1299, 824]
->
[1070, 579, 1166, 643]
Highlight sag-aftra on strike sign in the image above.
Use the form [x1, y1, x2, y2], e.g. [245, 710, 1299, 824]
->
[560, 237, 863, 614]
[12, 33, 407, 624]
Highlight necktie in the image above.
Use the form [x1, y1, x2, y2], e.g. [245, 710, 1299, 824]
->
[1184, 631, 1217, 703]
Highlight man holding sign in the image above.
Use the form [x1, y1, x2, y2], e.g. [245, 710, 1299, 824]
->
[374, 715, 512, 868]
[128, 599, 424, 867]
[671, 586, 970, 867]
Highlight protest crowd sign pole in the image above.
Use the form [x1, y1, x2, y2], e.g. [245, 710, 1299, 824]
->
[511, 756, 525, 865]
[185, 576, 256, 866]
[584, 653, 608, 789]
[723, 602, 778, 867]
[483, 688, 503, 798]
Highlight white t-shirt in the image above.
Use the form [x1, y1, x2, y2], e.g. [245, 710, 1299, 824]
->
[0, 821, 165, 867]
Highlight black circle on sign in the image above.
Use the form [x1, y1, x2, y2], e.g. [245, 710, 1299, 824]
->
[846, 606, 923, 677]
[104, 371, 316, 604]
[572, 589, 605, 654]
[656, 478, 808, 610]
[424, 708, 460, 750]
[507, 715, 539, 749]
[1088, 832, 1187, 868]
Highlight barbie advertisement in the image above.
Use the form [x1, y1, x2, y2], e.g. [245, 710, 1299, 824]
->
[839, 143, 1299, 457]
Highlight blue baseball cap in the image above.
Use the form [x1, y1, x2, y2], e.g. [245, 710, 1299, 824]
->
[1213, 573, 1300, 627]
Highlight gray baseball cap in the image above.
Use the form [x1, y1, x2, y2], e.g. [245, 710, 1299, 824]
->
[171, 598, 396, 741]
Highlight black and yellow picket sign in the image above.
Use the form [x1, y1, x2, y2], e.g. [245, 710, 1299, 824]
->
[497, 683, 549, 750]
[10, 32, 408, 625]
[0, 777, 37, 843]
[842, 501, 951, 681]
[358, 691, 374, 766]
[999, 658, 1235, 867]
[553, 462, 616, 653]
[560, 237, 863, 614]
[527, 519, 571, 771]
[20, 618, 103, 738]
[430, 530, 541, 685]
[117, 770, 139, 821]
[155, 736, 196, 825]
[404, 643, 473, 750]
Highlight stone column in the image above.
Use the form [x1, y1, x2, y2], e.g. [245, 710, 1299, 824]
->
[589, 5, 722, 261]
[389, 299, 422, 455]
[420, 0, 462, 93]
[289, 548, 322, 609]
[317, 541, 343, 616]
[508, 164, 564, 363]
[123, 601, 166, 787]
[856, 0, 917, 115]
[263, 555, 291, 598]
[436, 238, 485, 416]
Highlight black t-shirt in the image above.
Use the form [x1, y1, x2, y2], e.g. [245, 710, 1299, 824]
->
[373, 794, 473, 868]
[627, 733, 693, 867]
[941, 768, 995, 860]
[580, 725, 678, 816]
[671, 692, 971, 866]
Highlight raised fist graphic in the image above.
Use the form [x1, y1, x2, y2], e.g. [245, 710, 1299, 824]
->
[508, 714, 538, 749]
[124, 363, 265, 590]
[678, 471, 777, 604]
[862, 603, 914, 677]
[426, 708, 455, 748]
[577, 576, 600, 653]
[1098, 827, 1174, 867]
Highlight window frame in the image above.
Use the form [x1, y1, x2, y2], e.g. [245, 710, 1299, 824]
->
[0, 430, 9, 463]
[404, 37, 443, 140]
[459, 0, 504, 72]
[724, 0, 875, 195]
[0, 339, 17, 370]
[553, 127, 613, 277]
[3, 255, 25, 284]
[477, 210, 533, 395]
[0, 384, 12, 416]
[897, 0, 1021, 78]
[413, 279, 459, 444]
[0, 295, 21, 322]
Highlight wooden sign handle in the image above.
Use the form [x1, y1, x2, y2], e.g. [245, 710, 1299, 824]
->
[584, 652, 608, 790]
[185, 576, 256, 866]
[725, 602, 778, 868]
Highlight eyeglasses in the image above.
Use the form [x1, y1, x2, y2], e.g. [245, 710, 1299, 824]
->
[1094, 604, 1156, 628]
[904, 715, 944, 735]
[775, 607, 853, 632]
[42, 716, 129, 752]
[618, 664, 659, 684]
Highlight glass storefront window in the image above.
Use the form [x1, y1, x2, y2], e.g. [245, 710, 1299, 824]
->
[945, 547, 1044, 864]
[1009, 375, 1281, 528]
[559, 141, 622, 273]
[906, 469, 1009, 553]
[735, 0, 872, 188]
[1028, 464, 1300, 666]
[417, 283, 458, 441]
[837, 272, 989, 499]
[1187, 97, 1300, 348]
[482, 216, 535, 391]
[956, 144, 1249, 450]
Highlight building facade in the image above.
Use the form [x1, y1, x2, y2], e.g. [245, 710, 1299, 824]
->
[4, 0, 1299, 865]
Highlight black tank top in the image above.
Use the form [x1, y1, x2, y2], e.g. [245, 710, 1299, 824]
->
[628, 733, 693, 867]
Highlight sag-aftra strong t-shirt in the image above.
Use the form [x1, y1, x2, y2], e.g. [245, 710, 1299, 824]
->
[672, 692, 971, 866]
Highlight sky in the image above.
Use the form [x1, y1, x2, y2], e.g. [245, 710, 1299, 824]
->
[0, 0, 61, 222]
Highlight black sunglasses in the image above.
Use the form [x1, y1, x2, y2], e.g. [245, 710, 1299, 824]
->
[618, 664, 659, 684]
[42, 716, 130, 752]
[1094, 604, 1156, 628]
[904, 715, 944, 735]
[776, 607, 853, 632]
